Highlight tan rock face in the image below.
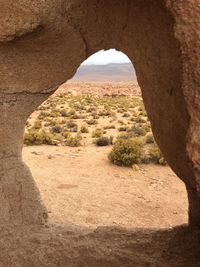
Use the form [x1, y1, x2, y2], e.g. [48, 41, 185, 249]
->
[0, 0, 200, 226]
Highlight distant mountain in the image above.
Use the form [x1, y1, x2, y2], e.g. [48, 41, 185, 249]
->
[70, 63, 137, 82]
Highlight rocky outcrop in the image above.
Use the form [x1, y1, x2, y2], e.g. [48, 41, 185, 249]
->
[0, 0, 200, 226]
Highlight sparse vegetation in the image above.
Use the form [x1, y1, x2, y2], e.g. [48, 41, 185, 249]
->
[104, 125, 116, 130]
[118, 126, 129, 132]
[24, 91, 166, 166]
[92, 128, 103, 138]
[86, 119, 98, 125]
[148, 143, 167, 165]
[24, 130, 54, 145]
[51, 125, 62, 134]
[64, 134, 82, 147]
[95, 136, 111, 146]
[80, 125, 89, 133]
[67, 121, 77, 129]
[131, 125, 147, 137]
[108, 138, 143, 166]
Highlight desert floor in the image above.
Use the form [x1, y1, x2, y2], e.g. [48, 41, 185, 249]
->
[3, 145, 196, 267]
[23, 145, 187, 229]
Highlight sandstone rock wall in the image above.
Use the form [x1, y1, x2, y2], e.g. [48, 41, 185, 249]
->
[0, 0, 200, 226]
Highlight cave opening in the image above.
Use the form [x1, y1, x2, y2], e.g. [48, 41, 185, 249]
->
[22, 49, 187, 228]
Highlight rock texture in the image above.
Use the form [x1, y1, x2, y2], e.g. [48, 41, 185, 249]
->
[0, 0, 200, 227]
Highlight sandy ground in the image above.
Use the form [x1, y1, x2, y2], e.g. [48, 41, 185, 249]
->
[1, 146, 200, 267]
[1, 145, 199, 267]
[23, 145, 188, 229]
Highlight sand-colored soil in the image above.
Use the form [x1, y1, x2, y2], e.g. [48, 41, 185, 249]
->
[23, 146, 187, 229]
[1, 145, 198, 267]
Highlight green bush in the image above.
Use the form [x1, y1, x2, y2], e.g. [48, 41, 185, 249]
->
[51, 125, 62, 134]
[108, 138, 143, 166]
[86, 119, 98, 125]
[95, 136, 111, 146]
[43, 119, 57, 127]
[64, 134, 82, 147]
[117, 132, 130, 140]
[98, 109, 113, 117]
[67, 120, 77, 128]
[62, 132, 71, 139]
[87, 107, 96, 113]
[32, 120, 42, 130]
[92, 128, 103, 138]
[103, 125, 116, 130]
[148, 144, 166, 165]
[24, 130, 54, 145]
[122, 112, 130, 118]
[49, 110, 60, 118]
[80, 125, 89, 133]
[117, 108, 125, 113]
[60, 119, 67, 125]
[70, 113, 81, 120]
[68, 109, 76, 116]
[118, 126, 129, 132]
[38, 111, 49, 120]
[135, 116, 146, 124]
[67, 121, 78, 132]
[131, 125, 146, 137]
[118, 120, 126, 125]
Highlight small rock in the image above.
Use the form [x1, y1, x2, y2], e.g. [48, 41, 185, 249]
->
[31, 151, 41, 156]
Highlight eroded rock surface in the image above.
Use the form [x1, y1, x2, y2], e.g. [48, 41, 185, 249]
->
[0, 0, 200, 227]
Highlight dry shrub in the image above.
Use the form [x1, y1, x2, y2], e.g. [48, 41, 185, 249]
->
[24, 130, 54, 145]
[108, 138, 143, 166]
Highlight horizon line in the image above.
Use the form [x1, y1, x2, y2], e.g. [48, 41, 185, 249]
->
[81, 62, 132, 66]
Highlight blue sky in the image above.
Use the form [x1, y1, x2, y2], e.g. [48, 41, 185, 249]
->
[82, 49, 131, 65]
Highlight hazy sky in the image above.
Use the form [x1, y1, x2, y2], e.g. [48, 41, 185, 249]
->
[82, 49, 131, 65]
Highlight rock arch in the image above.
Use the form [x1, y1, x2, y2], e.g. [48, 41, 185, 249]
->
[0, 0, 200, 226]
